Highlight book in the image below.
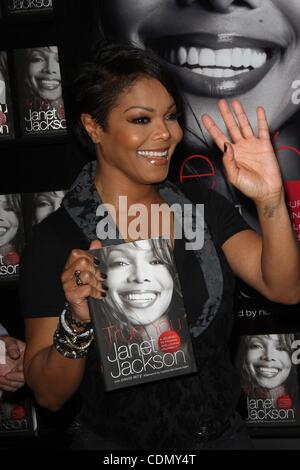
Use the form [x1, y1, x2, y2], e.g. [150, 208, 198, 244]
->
[4, 0, 53, 15]
[0, 51, 15, 140]
[14, 46, 67, 137]
[235, 333, 300, 427]
[0, 193, 24, 284]
[88, 238, 197, 391]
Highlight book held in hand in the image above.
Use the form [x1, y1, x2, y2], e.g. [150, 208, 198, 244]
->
[236, 333, 300, 427]
[89, 238, 197, 391]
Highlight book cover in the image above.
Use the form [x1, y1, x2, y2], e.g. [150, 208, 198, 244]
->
[236, 333, 300, 427]
[0, 193, 24, 283]
[0, 51, 15, 140]
[5, 0, 53, 15]
[14, 46, 67, 137]
[0, 391, 37, 436]
[89, 238, 197, 391]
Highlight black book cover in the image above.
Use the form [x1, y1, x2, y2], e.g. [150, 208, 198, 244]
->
[236, 333, 300, 427]
[14, 46, 66, 137]
[4, 0, 53, 15]
[89, 238, 197, 391]
[0, 51, 15, 140]
[0, 193, 24, 283]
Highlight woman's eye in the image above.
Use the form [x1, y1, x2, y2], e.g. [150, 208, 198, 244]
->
[150, 259, 163, 265]
[249, 343, 263, 350]
[31, 56, 44, 63]
[110, 260, 129, 267]
[130, 117, 150, 125]
[166, 111, 181, 121]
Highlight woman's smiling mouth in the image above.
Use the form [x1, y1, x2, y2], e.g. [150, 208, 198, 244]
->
[119, 290, 159, 308]
[148, 34, 283, 97]
[255, 366, 281, 378]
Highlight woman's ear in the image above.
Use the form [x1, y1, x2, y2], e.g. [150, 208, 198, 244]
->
[81, 113, 103, 144]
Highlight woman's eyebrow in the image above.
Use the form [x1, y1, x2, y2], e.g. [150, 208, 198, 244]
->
[124, 102, 176, 113]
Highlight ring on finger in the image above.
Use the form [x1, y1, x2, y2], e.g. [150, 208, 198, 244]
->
[74, 270, 84, 287]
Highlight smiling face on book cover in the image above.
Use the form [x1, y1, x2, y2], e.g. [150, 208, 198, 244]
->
[105, 239, 174, 326]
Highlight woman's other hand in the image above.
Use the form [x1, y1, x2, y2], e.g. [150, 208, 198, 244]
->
[202, 99, 283, 205]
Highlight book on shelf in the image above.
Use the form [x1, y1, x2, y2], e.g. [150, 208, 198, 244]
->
[14, 46, 67, 137]
[88, 238, 197, 391]
[235, 332, 300, 427]
[0, 193, 24, 284]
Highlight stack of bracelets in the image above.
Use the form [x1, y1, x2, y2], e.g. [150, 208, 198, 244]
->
[53, 304, 94, 359]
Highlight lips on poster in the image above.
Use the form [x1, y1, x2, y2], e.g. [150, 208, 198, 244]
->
[0, 51, 14, 140]
[14, 46, 66, 137]
[96, 1, 300, 237]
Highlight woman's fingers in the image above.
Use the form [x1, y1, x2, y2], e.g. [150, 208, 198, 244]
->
[257, 106, 271, 140]
[201, 113, 227, 151]
[217, 99, 243, 142]
[231, 100, 254, 139]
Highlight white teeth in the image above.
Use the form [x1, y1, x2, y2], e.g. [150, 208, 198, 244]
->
[168, 46, 268, 76]
[0, 227, 7, 234]
[193, 67, 250, 78]
[126, 293, 156, 301]
[137, 150, 168, 158]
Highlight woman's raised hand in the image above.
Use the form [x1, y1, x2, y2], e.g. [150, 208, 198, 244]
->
[202, 99, 283, 204]
[61, 240, 107, 322]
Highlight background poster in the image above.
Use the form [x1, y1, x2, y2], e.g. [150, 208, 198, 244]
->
[14, 46, 66, 137]
[5, 0, 53, 15]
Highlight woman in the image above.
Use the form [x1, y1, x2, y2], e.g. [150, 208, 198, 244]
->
[20, 43, 300, 450]
[98, 0, 300, 230]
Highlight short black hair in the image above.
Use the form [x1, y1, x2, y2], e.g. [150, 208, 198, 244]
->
[71, 42, 182, 154]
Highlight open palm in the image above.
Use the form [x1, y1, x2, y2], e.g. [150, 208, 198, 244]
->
[202, 99, 283, 203]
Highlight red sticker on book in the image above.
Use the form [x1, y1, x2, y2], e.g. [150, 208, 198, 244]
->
[5, 251, 20, 265]
[11, 405, 26, 421]
[158, 331, 181, 353]
[0, 112, 6, 125]
[277, 394, 292, 409]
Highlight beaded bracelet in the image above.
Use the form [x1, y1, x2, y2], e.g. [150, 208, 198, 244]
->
[64, 303, 91, 330]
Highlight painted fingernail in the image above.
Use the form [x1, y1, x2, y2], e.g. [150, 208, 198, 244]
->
[94, 257, 100, 266]
[102, 284, 109, 291]
[101, 272, 107, 279]
[102, 292, 107, 298]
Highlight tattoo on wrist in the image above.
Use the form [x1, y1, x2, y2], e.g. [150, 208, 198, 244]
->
[263, 204, 278, 218]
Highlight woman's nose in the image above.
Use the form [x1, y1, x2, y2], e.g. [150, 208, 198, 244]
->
[177, 0, 262, 12]
[127, 263, 150, 284]
[153, 121, 171, 141]
[44, 57, 58, 74]
[261, 346, 275, 361]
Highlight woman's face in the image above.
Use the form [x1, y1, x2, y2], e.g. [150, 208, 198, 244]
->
[0, 195, 18, 247]
[101, 1, 300, 147]
[93, 76, 183, 185]
[34, 191, 65, 224]
[26, 46, 62, 102]
[106, 240, 174, 325]
[246, 335, 292, 389]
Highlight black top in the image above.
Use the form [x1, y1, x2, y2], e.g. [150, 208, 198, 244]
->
[20, 164, 250, 450]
